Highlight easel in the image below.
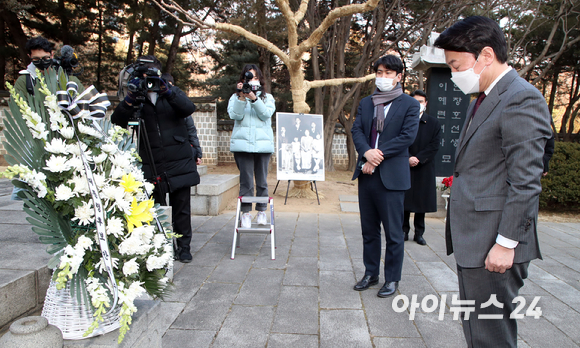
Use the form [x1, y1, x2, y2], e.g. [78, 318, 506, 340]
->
[273, 180, 320, 205]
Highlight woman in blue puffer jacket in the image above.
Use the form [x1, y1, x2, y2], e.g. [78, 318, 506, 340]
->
[228, 64, 276, 228]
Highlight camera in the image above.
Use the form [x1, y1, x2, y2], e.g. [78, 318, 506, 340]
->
[53, 45, 81, 75]
[238, 71, 260, 94]
[132, 63, 162, 92]
[126, 59, 163, 102]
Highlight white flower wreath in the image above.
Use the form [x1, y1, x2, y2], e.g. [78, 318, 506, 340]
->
[1, 68, 175, 343]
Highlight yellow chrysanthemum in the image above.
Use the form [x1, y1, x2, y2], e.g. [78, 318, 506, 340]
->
[120, 173, 142, 193]
[125, 198, 154, 232]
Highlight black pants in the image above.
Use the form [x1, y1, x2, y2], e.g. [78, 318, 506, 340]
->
[357, 167, 405, 282]
[403, 211, 425, 237]
[457, 262, 529, 348]
[153, 186, 192, 252]
[234, 152, 271, 212]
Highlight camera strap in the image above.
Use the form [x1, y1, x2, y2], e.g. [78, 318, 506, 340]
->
[26, 74, 35, 96]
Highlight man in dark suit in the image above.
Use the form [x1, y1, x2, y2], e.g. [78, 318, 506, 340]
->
[434, 16, 552, 347]
[351, 55, 420, 298]
[404, 90, 441, 245]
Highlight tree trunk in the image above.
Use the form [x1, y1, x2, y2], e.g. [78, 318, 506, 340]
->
[96, 2, 103, 90]
[165, 22, 183, 74]
[1, 9, 29, 64]
[126, 30, 135, 65]
[288, 59, 309, 113]
[58, 0, 70, 43]
[147, 8, 161, 56]
[257, 0, 272, 94]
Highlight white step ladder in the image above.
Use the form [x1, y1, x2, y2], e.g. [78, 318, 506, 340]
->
[231, 196, 276, 260]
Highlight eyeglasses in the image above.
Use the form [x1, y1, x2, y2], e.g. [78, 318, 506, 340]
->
[31, 57, 52, 64]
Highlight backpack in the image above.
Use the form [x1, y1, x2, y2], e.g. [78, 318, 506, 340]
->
[117, 64, 135, 100]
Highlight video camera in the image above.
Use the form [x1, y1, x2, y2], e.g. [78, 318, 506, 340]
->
[237, 71, 259, 94]
[126, 59, 163, 102]
[53, 45, 81, 75]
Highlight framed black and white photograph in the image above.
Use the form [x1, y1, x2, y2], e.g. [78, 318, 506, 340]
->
[276, 112, 325, 181]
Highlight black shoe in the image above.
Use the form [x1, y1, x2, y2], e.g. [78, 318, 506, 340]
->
[414, 235, 427, 245]
[178, 250, 192, 263]
[353, 275, 379, 291]
[404, 233, 409, 241]
[377, 281, 399, 298]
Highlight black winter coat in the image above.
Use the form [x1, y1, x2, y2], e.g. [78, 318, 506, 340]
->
[404, 113, 441, 213]
[111, 86, 200, 192]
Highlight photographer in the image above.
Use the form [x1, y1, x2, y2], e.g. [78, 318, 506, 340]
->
[11, 36, 84, 201]
[111, 55, 199, 263]
[14, 36, 84, 99]
[227, 64, 276, 228]
[161, 73, 203, 166]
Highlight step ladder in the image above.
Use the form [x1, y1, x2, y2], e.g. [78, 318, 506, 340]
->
[231, 196, 276, 260]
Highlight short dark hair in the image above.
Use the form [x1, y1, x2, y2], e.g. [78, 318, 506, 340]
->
[434, 16, 508, 64]
[25, 37, 54, 55]
[136, 55, 162, 70]
[410, 90, 427, 101]
[373, 55, 404, 74]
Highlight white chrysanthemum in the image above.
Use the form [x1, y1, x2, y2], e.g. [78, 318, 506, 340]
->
[146, 255, 166, 271]
[110, 152, 133, 168]
[20, 169, 48, 198]
[133, 225, 155, 245]
[67, 156, 84, 172]
[72, 201, 94, 226]
[118, 236, 144, 255]
[94, 257, 119, 274]
[126, 282, 146, 300]
[54, 184, 75, 201]
[59, 127, 75, 139]
[109, 166, 125, 180]
[122, 258, 139, 276]
[163, 243, 173, 254]
[106, 216, 125, 237]
[44, 138, 70, 154]
[92, 173, 107, 189]
[77, 122, 103, 138]
[44, 155, 71, 173]
[101, 143, 118, 154]
[152, 234, 166, 249]
[59, 245, 85, 274]
[68, 175, 90, 195]
[69, 142, 89, 157]
[76, 235, 93, 250]
[159, 277, 169, 286]
[101, 184, 118, 201]
[130, 169, 145, 182]
[114, 189, 132, 214]
[93, 152, 108, 164]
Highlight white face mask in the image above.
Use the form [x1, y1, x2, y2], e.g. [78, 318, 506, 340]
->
[419, 104, 426, 114]
[451, 58, 486, 95]
[375, 77, 395, 92]
[249, 80, 261, 92]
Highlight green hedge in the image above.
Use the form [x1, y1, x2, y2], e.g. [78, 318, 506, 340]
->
[540, 142, 580, 210]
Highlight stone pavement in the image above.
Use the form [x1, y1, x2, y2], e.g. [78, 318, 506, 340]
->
[1, 178, 580, 347]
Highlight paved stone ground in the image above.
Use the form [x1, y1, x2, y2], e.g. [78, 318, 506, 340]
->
[1, 178, 580, 347]
[163, 212, 580, 348]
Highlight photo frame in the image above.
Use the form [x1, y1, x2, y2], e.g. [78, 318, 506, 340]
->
[276, 112, 325, 181]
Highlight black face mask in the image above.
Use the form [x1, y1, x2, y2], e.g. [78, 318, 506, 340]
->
[32, 58, 52, 71]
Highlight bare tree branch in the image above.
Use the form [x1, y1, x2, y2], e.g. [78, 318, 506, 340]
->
[297, 0, 380, 55]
